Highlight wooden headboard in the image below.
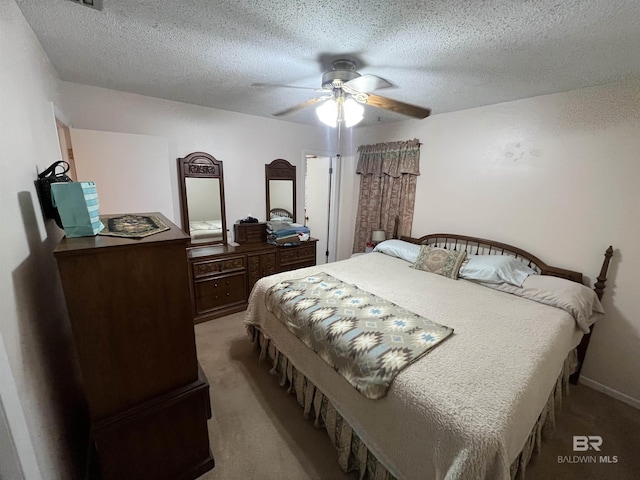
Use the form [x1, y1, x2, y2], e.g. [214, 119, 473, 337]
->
[401, 233, 584, 283]
[400, 232, 614, 384]
[269, 208, 293, 219]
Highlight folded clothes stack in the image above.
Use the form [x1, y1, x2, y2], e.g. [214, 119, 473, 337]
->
[266, 220, 310, 247]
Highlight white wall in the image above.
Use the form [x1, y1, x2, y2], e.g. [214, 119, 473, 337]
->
[348, 80, 640, 407]
[59, 82, 337, 239]
[70, 128, 173, 218]
[0, 1, 86, 478]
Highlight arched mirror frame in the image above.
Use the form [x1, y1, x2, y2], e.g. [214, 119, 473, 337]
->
[177, 151, 228, 246]
[265, 158, 296, 222]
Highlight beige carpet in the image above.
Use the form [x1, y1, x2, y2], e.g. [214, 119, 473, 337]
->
[194, 312, 640, 480]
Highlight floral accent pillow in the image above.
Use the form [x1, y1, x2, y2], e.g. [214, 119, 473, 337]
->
[411, 246, 467, 279]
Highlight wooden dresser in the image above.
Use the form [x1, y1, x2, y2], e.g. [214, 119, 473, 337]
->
[54, 213, 214, 480]
[188, 238, 317, 323]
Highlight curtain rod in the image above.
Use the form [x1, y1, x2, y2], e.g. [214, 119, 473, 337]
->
[357, 138, 421, 152]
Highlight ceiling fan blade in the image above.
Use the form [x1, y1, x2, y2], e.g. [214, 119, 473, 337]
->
[252, 82, 323, 92]
[273, 97, 328, 117]
[344, 74, 392, 93]
[364, 93, 431, 119]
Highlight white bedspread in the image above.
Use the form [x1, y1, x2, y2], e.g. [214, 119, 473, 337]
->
[245, 252, 584, 480]
[189, 219, 223, 239]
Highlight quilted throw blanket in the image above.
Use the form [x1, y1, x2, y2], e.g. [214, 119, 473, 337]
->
[265, 272, 454, 399]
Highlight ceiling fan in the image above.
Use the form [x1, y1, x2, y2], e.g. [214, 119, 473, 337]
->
[253, 59, 431, 127]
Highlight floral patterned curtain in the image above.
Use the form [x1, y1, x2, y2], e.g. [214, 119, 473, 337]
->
[352, 139, 421, 253]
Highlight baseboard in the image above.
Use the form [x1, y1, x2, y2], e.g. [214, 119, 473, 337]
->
[579, 376, 640, 410]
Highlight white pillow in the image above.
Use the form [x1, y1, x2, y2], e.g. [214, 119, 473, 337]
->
[270, 214, 292, 221]
[373, 239, 420, 263]
[475, 275, 605, 333]
[459, 255, 536, 286]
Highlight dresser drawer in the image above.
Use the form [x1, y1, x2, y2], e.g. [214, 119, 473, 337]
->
[192, 255, 245, 279]
[247, 251, 277, 294]
[194, 272, 247, 314]
[247, 252, 277, 278]
[93, 370, 213, 480]
[233, 223, 267, 243]
[278, 244, 316, 267]
[281, 259, 316, 272]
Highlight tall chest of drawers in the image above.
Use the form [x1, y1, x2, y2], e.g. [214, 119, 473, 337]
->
[54, 213, 214, 480]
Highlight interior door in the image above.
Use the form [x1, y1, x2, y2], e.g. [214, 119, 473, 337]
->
[305, 155, 339, 265]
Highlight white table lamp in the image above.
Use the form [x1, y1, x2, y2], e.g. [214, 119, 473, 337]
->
[371, 230, 386, 245]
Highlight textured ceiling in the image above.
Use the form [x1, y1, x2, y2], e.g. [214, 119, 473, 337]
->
[16, 0, 640, 127]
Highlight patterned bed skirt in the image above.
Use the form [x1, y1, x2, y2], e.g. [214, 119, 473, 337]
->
[247, 324, 578, 480]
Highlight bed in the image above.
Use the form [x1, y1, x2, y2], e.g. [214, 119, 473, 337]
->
[244, 234, 613, 480]
[189, 219, 223, 240]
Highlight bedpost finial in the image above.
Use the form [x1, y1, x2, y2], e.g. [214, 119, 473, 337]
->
[594, 246, 614, 300]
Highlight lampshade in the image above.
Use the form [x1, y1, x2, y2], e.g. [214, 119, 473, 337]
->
[343, 98, 364, 127]
[316, 96, 364, 128]
[316, 99, 338, 127]
[371, 230, 386, 243]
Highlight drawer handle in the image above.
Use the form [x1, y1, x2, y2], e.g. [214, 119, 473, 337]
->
[214, 283, 218, 287]
[226, 292, 230, 296]
[226, 281, 230, 285]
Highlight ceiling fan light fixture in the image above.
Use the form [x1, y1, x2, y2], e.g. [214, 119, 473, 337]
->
[316, 97, 364, 128]
[343, 98, 364, 127]
[268, 57, 430, 124]
[316, 99, 338, 127]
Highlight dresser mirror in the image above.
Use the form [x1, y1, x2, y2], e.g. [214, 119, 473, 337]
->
[178, 151, 227, 245]
[265, 159, 296, 221]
